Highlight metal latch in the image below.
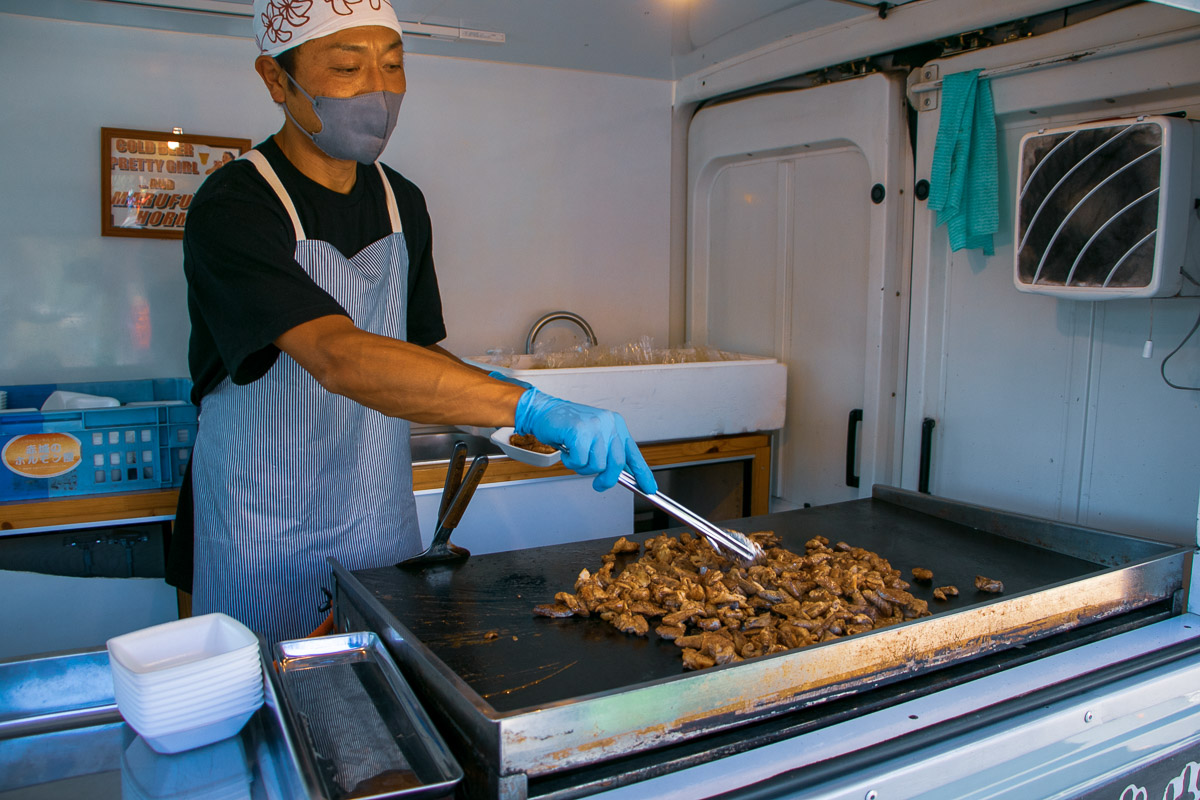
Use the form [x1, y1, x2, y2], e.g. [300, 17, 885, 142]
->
[907, 65, 940, 112]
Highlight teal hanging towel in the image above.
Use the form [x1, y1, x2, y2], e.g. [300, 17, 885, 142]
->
[927, 68, 999, 256]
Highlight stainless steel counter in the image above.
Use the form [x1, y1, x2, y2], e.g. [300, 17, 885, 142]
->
[6, 600, 1200, 800]
[0, 643, 308, 800]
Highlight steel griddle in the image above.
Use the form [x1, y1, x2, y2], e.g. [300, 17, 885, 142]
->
[333, 486, 1187, 785]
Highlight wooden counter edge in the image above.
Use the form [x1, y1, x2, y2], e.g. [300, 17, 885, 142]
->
[0, 434, 773, 530]
[0, 489, 181, 532]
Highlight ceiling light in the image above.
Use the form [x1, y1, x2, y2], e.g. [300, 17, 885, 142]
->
[400, 21, 505, 44]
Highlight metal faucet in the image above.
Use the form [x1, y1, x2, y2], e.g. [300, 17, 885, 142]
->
[525, 311, 598, 355]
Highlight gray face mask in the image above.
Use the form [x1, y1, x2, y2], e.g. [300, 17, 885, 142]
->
[281, 72, 404, 164]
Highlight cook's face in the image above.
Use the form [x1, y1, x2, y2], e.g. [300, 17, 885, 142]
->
[284, 25, 406, 121]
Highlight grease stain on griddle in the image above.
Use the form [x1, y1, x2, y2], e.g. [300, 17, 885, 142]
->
[482, 660, 579, 699]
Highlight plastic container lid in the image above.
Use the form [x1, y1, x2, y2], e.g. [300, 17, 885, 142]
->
[40, 390, 120, 411]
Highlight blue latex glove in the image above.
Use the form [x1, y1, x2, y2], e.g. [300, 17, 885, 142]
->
[514, 387, 658, 493]
[488, 370, 534, 391]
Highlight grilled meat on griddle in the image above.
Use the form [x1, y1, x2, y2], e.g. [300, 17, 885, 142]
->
[534, 531, 932, 669]
[933, 585, 959, 601]
[911, 567, 934, 583]
[974, 575, 1004, 593]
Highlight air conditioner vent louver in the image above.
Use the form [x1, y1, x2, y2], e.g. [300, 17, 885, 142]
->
[1014, 116, 1199, 300]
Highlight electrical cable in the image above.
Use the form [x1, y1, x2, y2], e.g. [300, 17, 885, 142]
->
[1144, 300, 1155, 359]
[1160, 301, 1200, 391]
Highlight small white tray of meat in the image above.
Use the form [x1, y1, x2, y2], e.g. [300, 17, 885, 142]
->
[490, 427, 562, 467]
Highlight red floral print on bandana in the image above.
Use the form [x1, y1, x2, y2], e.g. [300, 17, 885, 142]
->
[323, 0, 387, 15]
[258, 0, 313, 49]
[256, 0, 396, 53]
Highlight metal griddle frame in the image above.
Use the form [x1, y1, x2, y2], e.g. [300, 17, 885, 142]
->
[332, 486, 1189, 790]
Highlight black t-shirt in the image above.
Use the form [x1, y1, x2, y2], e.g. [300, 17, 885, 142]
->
[184, 136, 446, 404]
[167, 138, 447, 591]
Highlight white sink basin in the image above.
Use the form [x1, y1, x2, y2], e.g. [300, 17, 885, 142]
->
[470, 352, 786, 443]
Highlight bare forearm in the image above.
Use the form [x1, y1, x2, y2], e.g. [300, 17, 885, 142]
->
[276, 316, 523, 426]
[423, 343, 490, 373]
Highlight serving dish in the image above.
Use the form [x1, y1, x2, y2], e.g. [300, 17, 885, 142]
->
[489, 426, 562, 467]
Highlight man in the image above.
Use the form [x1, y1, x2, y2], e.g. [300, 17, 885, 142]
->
[168, 0, 657, 643]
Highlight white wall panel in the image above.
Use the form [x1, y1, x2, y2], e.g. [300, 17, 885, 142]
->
[396, 55, 673, 358]
[688, 73, 912, 506]
[704, 161, 780, 356]
[783, 148, 871, 507]
[1080, 301, 1200, 541]
[902, 3, 1200, 544]
[0, 13, 672, 386]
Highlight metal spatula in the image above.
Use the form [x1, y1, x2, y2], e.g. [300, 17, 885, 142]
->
[616, 472, 765, 566]
[397, 442, 487, 568]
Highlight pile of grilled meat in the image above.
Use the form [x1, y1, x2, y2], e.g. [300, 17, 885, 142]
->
[534, 531, 932, 670]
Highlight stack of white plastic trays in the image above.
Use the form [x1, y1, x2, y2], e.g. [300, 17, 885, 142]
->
[107, 613, 264, 754]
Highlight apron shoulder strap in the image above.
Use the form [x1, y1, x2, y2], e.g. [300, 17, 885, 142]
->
[239, 150, 306, 241]
[375, 163, 404, 236]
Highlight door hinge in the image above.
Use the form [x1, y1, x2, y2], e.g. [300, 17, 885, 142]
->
[907, 64, 940, 112]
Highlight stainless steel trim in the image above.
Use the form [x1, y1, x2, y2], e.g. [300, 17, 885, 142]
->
[0, 516, 173, 538]
[0, 704, 121, 740]
[870, 485, 1176, 566]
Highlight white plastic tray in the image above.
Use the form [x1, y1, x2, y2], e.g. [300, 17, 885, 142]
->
[106, 613, 258, 678]
[490, 427, 562, 467]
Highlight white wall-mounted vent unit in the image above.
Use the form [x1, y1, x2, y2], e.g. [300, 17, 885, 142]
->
[1014, 115, 1200, 299]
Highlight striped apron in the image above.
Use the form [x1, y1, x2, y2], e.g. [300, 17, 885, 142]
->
[191, 150, 420, 643]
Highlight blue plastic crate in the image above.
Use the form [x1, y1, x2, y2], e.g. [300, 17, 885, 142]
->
[0, 379, 196, 502]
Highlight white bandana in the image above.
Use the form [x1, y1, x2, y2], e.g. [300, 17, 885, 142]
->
[253, 0, 404, 57]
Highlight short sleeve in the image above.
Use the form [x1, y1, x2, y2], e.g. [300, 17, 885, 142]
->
[183, 161, 348, 388]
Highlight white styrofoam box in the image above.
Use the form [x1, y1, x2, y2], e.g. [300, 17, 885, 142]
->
[470, 353, 786, 442]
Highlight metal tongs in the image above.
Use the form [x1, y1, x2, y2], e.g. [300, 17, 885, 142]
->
[498, 431, 763, 565]
[617, 472, 765, 566]
[397, 441, 487, 568]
